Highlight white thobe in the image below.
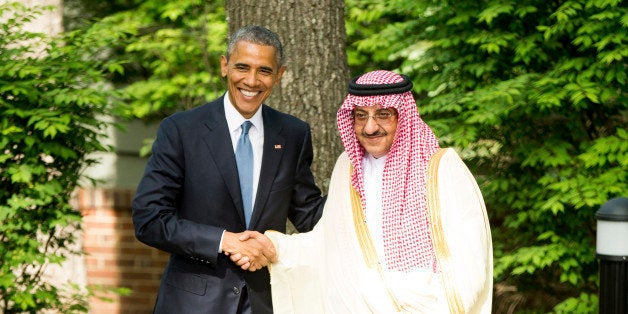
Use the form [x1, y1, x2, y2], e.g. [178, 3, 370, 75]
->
[266, 149, 493, 313]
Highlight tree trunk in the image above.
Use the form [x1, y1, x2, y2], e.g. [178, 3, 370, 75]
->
[225, 0, 349, 193]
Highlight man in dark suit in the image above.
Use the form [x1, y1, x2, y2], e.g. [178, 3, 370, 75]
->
[132, 25, 325, 314]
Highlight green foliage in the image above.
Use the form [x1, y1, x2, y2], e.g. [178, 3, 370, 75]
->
[553, 293, 598, 313]
[347, 0, 627, 311]
[0, 2, 124, 312]
[91, 0, 227, 121]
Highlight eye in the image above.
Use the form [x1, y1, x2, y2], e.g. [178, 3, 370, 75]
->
[353, 112, 368, 120]
[376, 111, 393, 119]
[235, 64, 249, 72]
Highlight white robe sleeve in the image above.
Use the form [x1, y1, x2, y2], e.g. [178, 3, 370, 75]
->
[264, 153, 351, 314]
[265, 228, 324, 314]
[427, 148, 493, 313]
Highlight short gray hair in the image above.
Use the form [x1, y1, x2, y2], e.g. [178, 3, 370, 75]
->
[226, 25, 285, 67]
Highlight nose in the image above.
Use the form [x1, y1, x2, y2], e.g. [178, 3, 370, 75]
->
[243, 71, 258, 86]
[362, 116, 381, 135]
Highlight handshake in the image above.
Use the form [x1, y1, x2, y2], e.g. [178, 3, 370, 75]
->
[222, 230, 277, 272]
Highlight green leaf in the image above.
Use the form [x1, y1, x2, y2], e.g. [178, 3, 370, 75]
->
[9, 164, 33, 183]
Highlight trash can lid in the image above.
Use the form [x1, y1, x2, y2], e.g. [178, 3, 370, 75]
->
[596, 197, 628, 221]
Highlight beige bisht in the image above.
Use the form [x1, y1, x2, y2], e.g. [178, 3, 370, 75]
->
[266, 148, 493, 313]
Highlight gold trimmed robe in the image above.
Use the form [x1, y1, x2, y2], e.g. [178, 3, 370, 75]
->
[266, 148, 493, 313]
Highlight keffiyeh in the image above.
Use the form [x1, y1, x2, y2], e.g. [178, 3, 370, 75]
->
[337, 70, 441, 272]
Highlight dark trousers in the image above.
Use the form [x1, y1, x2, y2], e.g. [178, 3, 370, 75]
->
[237, 286, 252, 314]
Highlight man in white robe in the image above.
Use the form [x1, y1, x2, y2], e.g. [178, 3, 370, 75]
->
[233, 70, 493, 313]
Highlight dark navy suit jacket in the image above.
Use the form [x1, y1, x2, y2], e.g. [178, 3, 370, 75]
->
[132, 95, 324, 314]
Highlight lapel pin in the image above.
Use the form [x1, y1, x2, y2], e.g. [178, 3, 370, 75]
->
[274, 144, 282, 150]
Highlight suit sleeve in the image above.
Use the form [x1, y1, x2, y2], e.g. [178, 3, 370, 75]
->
[288, 124, 326, 232]
[131, 117, 223, 266]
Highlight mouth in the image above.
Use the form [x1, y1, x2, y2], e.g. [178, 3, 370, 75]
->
[240, 89, 260, 97]
[361, 132, 387, 138]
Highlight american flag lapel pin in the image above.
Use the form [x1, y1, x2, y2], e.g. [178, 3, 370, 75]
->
[274, 144, 282, 150]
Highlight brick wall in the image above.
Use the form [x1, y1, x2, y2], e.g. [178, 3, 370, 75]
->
[78, 188, 169, 314]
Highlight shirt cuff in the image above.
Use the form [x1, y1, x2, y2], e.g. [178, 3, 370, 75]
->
[218, 230, 225, 253]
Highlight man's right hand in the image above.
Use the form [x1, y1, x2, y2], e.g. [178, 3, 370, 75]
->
[222, 231, 276, 272]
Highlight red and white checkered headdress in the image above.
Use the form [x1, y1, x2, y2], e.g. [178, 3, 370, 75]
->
[337, 70, 441, 272]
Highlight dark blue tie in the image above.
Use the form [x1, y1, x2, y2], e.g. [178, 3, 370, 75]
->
[236, 121, 254, 227]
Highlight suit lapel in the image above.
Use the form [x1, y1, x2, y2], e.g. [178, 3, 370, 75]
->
[249, 106, 285, 229]
[202, 98, 246, 225]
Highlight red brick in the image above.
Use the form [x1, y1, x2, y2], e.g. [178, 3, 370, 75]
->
[77, 188, 167, 313]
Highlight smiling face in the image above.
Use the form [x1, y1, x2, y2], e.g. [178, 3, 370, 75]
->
[221, 41, 285, 119]
[353, 105, 398, 158]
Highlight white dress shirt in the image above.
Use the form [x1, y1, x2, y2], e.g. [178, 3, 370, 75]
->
[224, 92, 264, 209]
[219, 93, 265, 251]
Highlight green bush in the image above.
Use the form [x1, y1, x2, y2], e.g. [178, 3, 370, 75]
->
[346, 0, 627, 311]
[0, 2, 125, 312]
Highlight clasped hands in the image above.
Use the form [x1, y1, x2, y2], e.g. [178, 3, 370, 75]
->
[223, 230, 277, 272]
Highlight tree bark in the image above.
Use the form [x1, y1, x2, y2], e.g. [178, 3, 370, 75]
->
[225, 0, 349, 193]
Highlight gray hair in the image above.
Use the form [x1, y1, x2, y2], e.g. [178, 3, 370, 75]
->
[226, 25, 285, 67]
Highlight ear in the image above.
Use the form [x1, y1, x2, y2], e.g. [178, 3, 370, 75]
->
[275, 65, 286, 83]
[220, 55, 228, 77]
